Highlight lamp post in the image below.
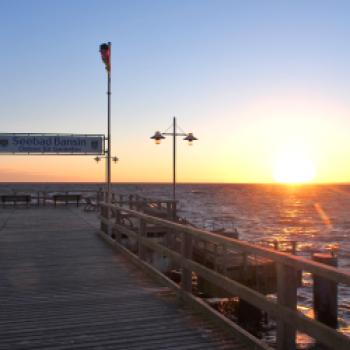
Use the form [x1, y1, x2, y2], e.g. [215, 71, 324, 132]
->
[150, 116, 198, 214]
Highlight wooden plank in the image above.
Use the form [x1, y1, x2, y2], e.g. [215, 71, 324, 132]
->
[126, 233, 350, 350]
[99, 231, 271, 350]
[0, 207, 249, 350]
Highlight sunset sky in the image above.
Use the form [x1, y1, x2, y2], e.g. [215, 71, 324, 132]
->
[1, 0, 350, 183]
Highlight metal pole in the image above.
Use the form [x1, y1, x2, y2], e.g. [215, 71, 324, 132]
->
[173, 116, 176, 203]
[107, 42, 111, 205]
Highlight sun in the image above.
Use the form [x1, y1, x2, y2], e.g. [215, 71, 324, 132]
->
[273, 150, 316, 184]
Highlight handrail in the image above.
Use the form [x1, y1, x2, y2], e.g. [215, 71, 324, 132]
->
[104, 203, 350, 285]
[100, 202, 350, 350]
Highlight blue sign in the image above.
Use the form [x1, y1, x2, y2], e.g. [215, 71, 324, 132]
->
[0, 134, 105, 154]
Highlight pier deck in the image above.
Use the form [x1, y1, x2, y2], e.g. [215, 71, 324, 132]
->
[0, 207, 249, 350]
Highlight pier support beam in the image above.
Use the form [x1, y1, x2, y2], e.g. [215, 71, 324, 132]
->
[276, 263, 298, 350]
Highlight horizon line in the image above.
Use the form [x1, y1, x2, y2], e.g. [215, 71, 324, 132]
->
[0, 181, 350, 186]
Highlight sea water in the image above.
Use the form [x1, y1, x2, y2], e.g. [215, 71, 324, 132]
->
[1, 182, 349, 346]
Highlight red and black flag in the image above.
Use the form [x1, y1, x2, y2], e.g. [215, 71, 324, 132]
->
[99, 43, 111, 72]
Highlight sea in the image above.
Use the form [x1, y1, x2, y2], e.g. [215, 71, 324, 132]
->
[1, 182, 349, 347]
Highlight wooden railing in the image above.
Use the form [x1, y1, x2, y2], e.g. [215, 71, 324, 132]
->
[0, 189, 101, 206]
[101, 192, 177, 219]
[99, 202, 350, 350]
[0, 189, 177, 215]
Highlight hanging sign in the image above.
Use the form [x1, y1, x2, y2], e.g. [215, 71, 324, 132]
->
[0, 134, 105, 155]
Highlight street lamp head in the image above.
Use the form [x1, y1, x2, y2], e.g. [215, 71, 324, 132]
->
[112, 156, 119, 163]
[183, 132, 198, 146]
[94, 156, 101, 163]
[150, 131, 165, 145]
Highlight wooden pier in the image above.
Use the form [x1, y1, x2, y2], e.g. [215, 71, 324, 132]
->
[0, 207, 251, 350]
[100, 198, 350, 350]
[1, 194, 350, 350]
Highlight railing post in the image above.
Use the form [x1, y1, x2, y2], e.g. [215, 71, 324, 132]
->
[181, 231, 192, 293]
[312, 253, 338, 329]
[134, 195, 139, 211]
[138, 218, 147, 260]
[276, 263, 298, 350]
[100, 204, 108, 234]
[107, 203, 111, 236]
[142, 198, 147, 212]
[96, 188, 101, 206]
[115, 208, 122, 241]
[172, 201, 177, 221]
[119, 194, 124, 207]
[129, 195, 134, 209]
[166, 202, 172, 219]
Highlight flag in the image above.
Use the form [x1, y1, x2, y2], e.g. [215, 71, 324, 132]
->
[99, 43, 111, 72]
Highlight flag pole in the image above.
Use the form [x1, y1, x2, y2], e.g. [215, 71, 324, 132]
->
[106, 42, 111, 205]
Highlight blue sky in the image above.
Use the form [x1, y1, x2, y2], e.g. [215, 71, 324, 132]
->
[1, 0, 350, 182]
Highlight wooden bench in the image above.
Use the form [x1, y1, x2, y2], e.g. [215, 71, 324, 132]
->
[53, 194, 81, 207]
[1, 195, 31, 207]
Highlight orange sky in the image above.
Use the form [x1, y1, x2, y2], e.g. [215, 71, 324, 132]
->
[1, 94, 350, 184]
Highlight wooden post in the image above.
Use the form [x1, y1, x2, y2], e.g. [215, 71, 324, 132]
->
[138, 219, 147, 260]
[113, 208, 122, 241]
[312, 253, 338, 329]
[105, 197, 111, 236]
[172, 201, 177, 221]
[276, 263, 298, 350]
[97, 189, 102, 206]
[181, 232, 192, 292]
[111, 192, 116, 203]
[134, 195, 139, 211]
[291, 241, 297, 255]
[166, 202, 172, 219]
[129, 195, 133, 209]
[100, 204, 108, 234]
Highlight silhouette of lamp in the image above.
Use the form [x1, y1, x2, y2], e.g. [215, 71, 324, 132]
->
[94, 155, 119, 163]
[150, 116, 198, 204]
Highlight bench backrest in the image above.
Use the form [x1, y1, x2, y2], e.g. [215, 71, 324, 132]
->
[1, 195, 31, 202]
[53, 194, 81, 200]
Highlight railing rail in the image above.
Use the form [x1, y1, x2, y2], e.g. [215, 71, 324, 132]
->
[100, 202, 350, 350]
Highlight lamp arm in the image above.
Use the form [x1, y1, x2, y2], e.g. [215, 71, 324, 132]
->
[162, 132, 187, 136]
